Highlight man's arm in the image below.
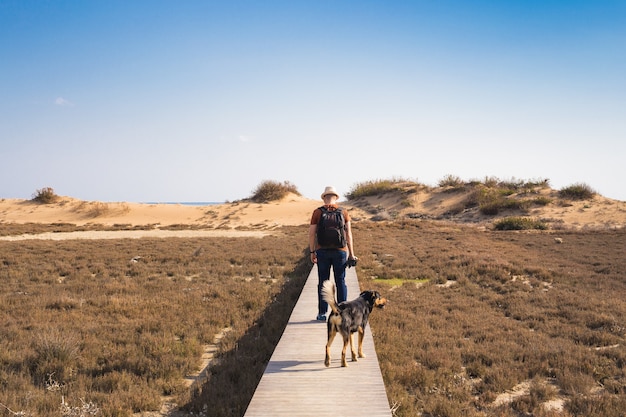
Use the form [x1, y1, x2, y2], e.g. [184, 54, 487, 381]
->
[345, 221, 356, 259]
[309, 224, 317, 262]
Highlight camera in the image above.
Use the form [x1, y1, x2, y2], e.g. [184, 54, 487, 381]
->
[346, 258, 358, 268]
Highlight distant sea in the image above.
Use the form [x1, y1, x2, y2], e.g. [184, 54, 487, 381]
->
[141, 202, 223, 206]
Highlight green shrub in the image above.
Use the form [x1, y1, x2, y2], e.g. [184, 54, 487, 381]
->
[493, 217, 548, 230]
[32, 187, 59, 204]
[480, 198, 531, 215]
[472, 182, 552, 215]
[346, 178, 410, 199]
[559, 183, 596, 200]
[475, 188, 505, 214]
[250, 180, 300, 202]
[498, 178, 550, 194]
[467, 177, 551, 194]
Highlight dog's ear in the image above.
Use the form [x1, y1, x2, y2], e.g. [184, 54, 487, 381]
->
[365, 290, 386, 309]
[360, 291, 377, 305]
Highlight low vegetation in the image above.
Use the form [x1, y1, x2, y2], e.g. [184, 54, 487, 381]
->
[1, 221, 625, 416]
[346, 178, 419, 199]
[362, 221, 626, 416]
[438, 174, 465, 189]
[559, 183, 596, 200]
[249, 180, 300, 203]
[493, 216, 548, 230]
[349, 176, 585, 220]
[0, 228, 309, 417]
[31, 187, 60, 204]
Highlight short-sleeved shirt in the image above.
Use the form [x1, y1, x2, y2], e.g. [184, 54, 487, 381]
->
[310, 204, 351, 225]
[310, 204, 350, 251]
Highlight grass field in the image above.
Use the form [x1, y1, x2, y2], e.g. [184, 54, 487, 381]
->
[1, 221, 625, 416]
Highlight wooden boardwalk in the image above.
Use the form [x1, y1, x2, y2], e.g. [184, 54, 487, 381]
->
[244, 265, 392, 417]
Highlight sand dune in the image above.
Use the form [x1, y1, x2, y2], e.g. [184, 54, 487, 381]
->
[0, 195, 317, 228]
[1, 188, 625, 240]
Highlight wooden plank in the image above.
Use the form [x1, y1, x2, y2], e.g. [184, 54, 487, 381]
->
[244, 265, 391, 417]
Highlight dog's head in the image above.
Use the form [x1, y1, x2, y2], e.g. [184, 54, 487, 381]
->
[360, 290, 387, 310]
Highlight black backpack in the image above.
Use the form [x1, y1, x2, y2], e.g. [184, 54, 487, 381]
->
[316, 206, 346, 248]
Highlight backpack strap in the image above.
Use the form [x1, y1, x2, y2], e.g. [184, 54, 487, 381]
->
[335, 207, 344, 227]
[318, 205, 342, 213]
[317, 206, 344, 224]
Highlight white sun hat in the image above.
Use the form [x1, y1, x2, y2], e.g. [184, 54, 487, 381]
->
[321, 186, 339, 199]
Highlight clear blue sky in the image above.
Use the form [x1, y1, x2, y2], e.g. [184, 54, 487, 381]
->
[2, 1, 625, 202]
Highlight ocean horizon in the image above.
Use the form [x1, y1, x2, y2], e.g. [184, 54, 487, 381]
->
[140, 202, 223, 206]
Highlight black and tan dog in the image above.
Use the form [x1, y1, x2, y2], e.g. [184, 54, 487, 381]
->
[321, 280, 387, 367]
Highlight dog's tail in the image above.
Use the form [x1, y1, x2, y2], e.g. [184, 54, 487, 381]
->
[321, 280, 339, 314]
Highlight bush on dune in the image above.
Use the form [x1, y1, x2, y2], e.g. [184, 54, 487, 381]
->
[559, 183, 596, 200]
[31, 187, 60, 204]
[493, 216, 548, 230]
[346, 178, 419, 200]
[250, 180, 300, 203]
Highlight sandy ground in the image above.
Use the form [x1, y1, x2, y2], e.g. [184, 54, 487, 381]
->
[0, 194, 321, 239]
[0, 195, 319, 227]
[1, 190, 625, 240]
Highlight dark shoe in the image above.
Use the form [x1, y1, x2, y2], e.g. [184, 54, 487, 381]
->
[316, 314, 326, 321]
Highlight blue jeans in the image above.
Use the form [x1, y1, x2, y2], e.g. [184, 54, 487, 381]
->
[316, 249, 348, 316]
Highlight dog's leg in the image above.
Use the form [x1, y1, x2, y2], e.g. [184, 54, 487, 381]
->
[341, 334, 350, 367]
[325, 326, 337, 367]
[357, 326, 366, 358]
[349, 332, 357, 362]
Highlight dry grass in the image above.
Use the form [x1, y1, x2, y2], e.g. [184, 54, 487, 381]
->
[0, 227, 309, 417]
[1, 221, 625, 416]
[360, 220, 626, 417]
